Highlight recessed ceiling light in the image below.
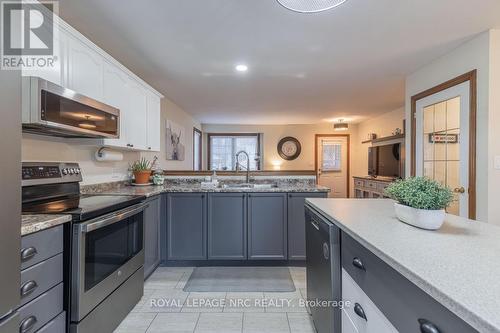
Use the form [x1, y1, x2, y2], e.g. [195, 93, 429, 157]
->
[276, 0, 348, 13]
[235, 64, 248, 72]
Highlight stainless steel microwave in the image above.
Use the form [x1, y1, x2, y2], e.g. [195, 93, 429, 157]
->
[22, 77, 120, 138]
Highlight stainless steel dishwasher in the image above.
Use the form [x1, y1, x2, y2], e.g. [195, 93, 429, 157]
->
[305, 203, 341, 333]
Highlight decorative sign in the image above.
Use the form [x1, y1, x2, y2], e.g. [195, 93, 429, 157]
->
[428, 133, 458, 144]
[277, 137, 301, 160]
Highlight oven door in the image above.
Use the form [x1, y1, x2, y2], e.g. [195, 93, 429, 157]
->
[71, 203, 146, 322]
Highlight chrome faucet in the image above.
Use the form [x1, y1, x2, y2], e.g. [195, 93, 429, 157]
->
[235, 150, 250, 183]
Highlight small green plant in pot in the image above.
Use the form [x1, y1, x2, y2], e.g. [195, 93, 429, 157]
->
[130, 158, 152, 184]
[385, 177, 454, 230]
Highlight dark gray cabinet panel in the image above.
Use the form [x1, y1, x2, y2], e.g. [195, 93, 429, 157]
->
[341, 232, 477, 333]
[167, 193, 207, 260]
[248, 193, 287, 260]
[288, 192, 328, 260]
[144, 195, 161, 278]
[160, 194, 168, 262]
[208, 193, 247, 260]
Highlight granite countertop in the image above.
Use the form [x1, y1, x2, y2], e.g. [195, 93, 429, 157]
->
[306, 198, 500, 333]
[88, 184, 330, 198]
[21, 214, 72, 236]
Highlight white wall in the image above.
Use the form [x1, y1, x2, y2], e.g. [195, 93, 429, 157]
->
[22, 97, 200, 185]
[488, 30, 500, 225]
[141, 97, 201, 171]
[405, 30, 492, 222]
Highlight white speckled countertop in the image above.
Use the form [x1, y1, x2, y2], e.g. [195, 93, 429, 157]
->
[306, 198, 500, 333]
[21, 214, 71, 236]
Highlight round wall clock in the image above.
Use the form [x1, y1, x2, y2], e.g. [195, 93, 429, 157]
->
[277, 136, 301, 160]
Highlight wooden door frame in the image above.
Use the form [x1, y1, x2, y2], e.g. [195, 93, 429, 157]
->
[410, 70, 477, 219]
[314, 134, 351, 198]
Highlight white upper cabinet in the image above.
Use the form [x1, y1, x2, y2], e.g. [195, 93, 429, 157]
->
[127, 78, 148, 150]
[102, 60, 129, 148]
[21, 9, 163, 151]
[22, 26, 67, 86]
[146, 93, 161, 152]
[67, 35, 103, 101]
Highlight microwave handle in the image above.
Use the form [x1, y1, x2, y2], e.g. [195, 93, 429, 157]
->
[82, 203, 148, 233]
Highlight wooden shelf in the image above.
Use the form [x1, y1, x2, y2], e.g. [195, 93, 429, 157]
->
[361, 133, 405, 144]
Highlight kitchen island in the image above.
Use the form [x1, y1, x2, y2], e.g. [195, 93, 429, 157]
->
[306, 198, 500, 333]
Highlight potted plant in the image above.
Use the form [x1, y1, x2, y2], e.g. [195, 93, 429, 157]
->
[130, 158, 152, 184]
[385, 177, 454, 230]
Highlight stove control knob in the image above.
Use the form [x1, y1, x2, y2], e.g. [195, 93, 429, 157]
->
[69, 169, 74, 175]
[75, 168, 81, 174]
[62, 168, 68, 175]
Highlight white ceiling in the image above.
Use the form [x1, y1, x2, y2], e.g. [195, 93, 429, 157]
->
[59, 0, 500, 124]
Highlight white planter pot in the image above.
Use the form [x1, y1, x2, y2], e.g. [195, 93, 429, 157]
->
[394, 203, 445, 230]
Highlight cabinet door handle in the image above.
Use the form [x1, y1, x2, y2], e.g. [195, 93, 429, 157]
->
[352, 257, 366, 271]
[419, 319, 440, 333]
[20, 247, 37, 262]
[20, 280, 38, 297]
[354, 303, 367, 321]
[19, 315, 37, 333]
[310, 219, 320, 231]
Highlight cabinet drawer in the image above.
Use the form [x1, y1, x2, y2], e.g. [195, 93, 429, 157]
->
[20, 253, 63, 306]
[37, 311, 65, 333]
[342, 269, 398, 333]
[18, 283, 64, 333]
[365, 181, 377, 189]
[341, 232, 477, 333]
[21, 225, 63, 270]
[354, 179, 365, 188]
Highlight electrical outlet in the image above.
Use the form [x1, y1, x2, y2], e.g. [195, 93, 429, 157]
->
[495, 156, 500, 170]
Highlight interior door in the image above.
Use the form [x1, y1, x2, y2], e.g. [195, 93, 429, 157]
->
[317, 136, 348, 198]
[415, 82, 470, 217]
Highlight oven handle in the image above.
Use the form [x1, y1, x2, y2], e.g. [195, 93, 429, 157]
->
[82, 202, 148, 233]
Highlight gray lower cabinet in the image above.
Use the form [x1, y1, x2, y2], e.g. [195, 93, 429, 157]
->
[248, 193, 287, 260]
[167, 193, 207, 260]
[208, 193, 247, 260]
[288, 192, 328, 260]
[144, 195, 161, 278]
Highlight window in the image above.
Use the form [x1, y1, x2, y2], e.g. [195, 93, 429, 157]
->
[208, 133, 261, 171]
[322, 140, 342, 171]
[193, 128, 202, 171]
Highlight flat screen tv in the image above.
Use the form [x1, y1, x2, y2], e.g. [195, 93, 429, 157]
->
[368, 143, 401, 178]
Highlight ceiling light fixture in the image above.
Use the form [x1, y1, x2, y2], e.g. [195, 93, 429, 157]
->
[235, 64, 248, 72]
[276, 0, 348, 13]
[334, 119, 348, 131]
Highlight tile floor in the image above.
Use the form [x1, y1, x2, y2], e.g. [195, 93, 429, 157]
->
[114, 266, 316, 333]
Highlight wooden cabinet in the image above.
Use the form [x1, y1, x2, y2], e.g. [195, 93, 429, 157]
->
[248, 193, 287, 260]
[144, 196, 161, 278]
[288, 192, 328, 260]
[353, 177, 393, 199]
[166, 193, 207, 260]
[146, 92, 161, 152]
[67, 35, 103, 101]
[207, 193, 247, 260]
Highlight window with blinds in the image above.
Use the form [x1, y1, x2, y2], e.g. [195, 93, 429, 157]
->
[322, 140, 342, 171]
[208, 134, 261, 171]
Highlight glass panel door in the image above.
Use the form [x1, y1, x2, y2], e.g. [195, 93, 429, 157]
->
[421, 96, 463, 216]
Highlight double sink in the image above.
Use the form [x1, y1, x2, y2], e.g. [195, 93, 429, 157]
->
[220, 183, 278, 190]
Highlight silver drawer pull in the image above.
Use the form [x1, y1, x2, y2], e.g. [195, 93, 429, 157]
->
[20, 247, 37, 262]
[419, 319, 441, 333]
[19, 315, 37, 333]
[20, 280, 38, 297]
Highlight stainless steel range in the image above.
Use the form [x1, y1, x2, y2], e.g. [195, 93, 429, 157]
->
[22, 162, 147, 333]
